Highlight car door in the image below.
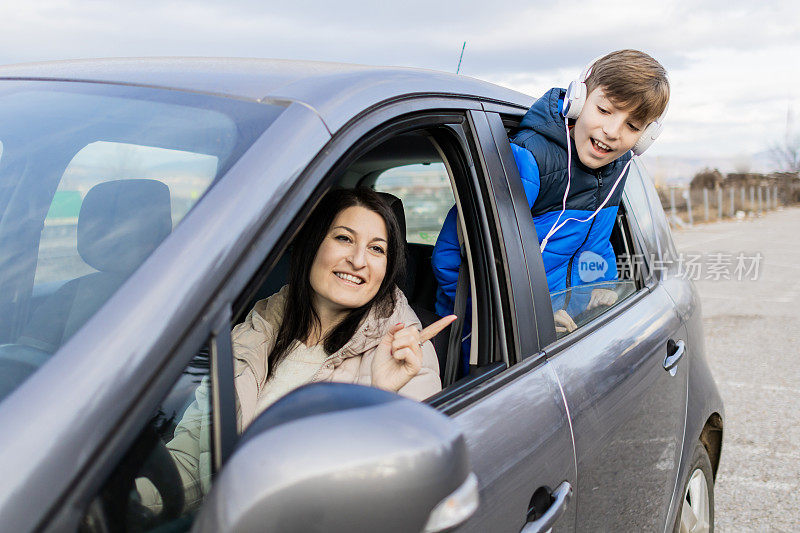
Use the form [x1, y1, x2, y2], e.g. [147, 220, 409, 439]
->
[550, 288, 689, 531]
[484, 110, 689, 531]
[541, 173, 688, 531]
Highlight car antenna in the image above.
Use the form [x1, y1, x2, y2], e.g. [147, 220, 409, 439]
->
[456, 41, 466, 74]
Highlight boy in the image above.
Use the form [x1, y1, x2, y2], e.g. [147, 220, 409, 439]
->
[433, 49, 669, 334]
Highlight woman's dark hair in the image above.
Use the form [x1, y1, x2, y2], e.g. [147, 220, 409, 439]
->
[266, 187, 406, 379]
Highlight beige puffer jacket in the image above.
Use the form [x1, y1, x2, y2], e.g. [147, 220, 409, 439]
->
[146, 286, 441, 510]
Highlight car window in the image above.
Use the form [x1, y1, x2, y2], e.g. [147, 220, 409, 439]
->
[369, 131, 490, 382]
[547, 200, 647, 340]
[79, 344, 213, 533]
[496, 115, 650, 343]
[0, 80, 285, 403]
[524, 185, 648, 343]
[374, 163, 455, 245]
[550, 279, 637, 336]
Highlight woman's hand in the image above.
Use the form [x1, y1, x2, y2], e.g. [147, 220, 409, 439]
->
[587, 288, 619, 310]
[371, 315, 457, 393]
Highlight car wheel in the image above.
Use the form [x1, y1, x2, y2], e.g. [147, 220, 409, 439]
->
[674, 442, 715, 533]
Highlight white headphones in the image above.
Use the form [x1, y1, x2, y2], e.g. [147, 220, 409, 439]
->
[631, 103, 668, 155]
[561, 57, 668, 155]
[561, 59, 596, 120]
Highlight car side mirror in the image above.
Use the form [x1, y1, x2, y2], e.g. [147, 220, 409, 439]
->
[193, 383, 479, 533]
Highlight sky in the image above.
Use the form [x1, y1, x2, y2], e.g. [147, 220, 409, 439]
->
[1, 0, 798, 179]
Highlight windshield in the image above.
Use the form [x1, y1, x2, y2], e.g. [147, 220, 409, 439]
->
[0, 80, 285, 401]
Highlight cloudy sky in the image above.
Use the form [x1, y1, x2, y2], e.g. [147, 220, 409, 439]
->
[1, 0, 798, 177]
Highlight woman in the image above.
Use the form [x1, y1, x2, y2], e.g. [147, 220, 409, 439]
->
[152, 188, 454, 510]
[232, 187, 453, 429]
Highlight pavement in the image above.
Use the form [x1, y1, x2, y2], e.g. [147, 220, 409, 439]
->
[671, 207, 800, 532]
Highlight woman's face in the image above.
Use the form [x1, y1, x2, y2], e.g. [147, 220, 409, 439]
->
[309, 205, 389, 317]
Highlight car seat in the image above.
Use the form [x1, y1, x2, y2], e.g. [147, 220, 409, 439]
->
[18, 179, 172, 353]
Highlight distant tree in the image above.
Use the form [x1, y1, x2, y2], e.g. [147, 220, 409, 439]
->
[726, 172, 758, 187]
[690, 168, 723, 189]
[769, 110, 800, 172]
[769, 133, 800, 172]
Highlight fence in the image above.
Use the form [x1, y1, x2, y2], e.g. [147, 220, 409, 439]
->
[659, 184, 788, 228]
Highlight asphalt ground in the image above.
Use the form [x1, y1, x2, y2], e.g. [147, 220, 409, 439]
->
[671, 206, 800, 532]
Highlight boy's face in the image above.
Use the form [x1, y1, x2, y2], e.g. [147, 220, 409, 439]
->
[572, 87, 645, 169]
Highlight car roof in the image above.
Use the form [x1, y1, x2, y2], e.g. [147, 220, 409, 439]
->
[0, 57, 535, 132]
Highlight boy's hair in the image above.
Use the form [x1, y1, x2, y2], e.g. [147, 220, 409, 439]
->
[585, 49, 669, 126]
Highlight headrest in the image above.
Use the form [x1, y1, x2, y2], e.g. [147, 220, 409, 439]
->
[77, 179, 172, 273]
[376, 192, 406, 243]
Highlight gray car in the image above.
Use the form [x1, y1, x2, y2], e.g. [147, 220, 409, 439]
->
[0, 58, 723, 533]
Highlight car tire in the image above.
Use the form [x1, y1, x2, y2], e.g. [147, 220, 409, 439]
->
[673, 441, 715, 533]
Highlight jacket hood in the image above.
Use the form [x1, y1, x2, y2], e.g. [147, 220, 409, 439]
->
[236, 285, 413, 385]
[518, 87, 630, 177]
[519, 87, 570, 149]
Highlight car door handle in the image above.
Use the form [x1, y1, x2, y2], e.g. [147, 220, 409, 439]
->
[520, 481, 572, 533]
[663, 339, 685, 375]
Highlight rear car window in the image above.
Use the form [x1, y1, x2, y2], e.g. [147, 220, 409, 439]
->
[374, 163, 455, 245]
[0, 80, 285, 402]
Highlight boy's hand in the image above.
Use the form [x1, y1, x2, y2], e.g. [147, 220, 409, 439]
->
[587, 288, 619, 310]
[554, 309, 577, 334]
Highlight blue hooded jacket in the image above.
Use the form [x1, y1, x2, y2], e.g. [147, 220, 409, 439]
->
[432, 87, 632, 318]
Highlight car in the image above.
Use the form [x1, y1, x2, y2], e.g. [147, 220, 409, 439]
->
[0, 58, 723, 532]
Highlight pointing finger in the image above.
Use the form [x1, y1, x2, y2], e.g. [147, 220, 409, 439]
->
[419, 315, 457, 344]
